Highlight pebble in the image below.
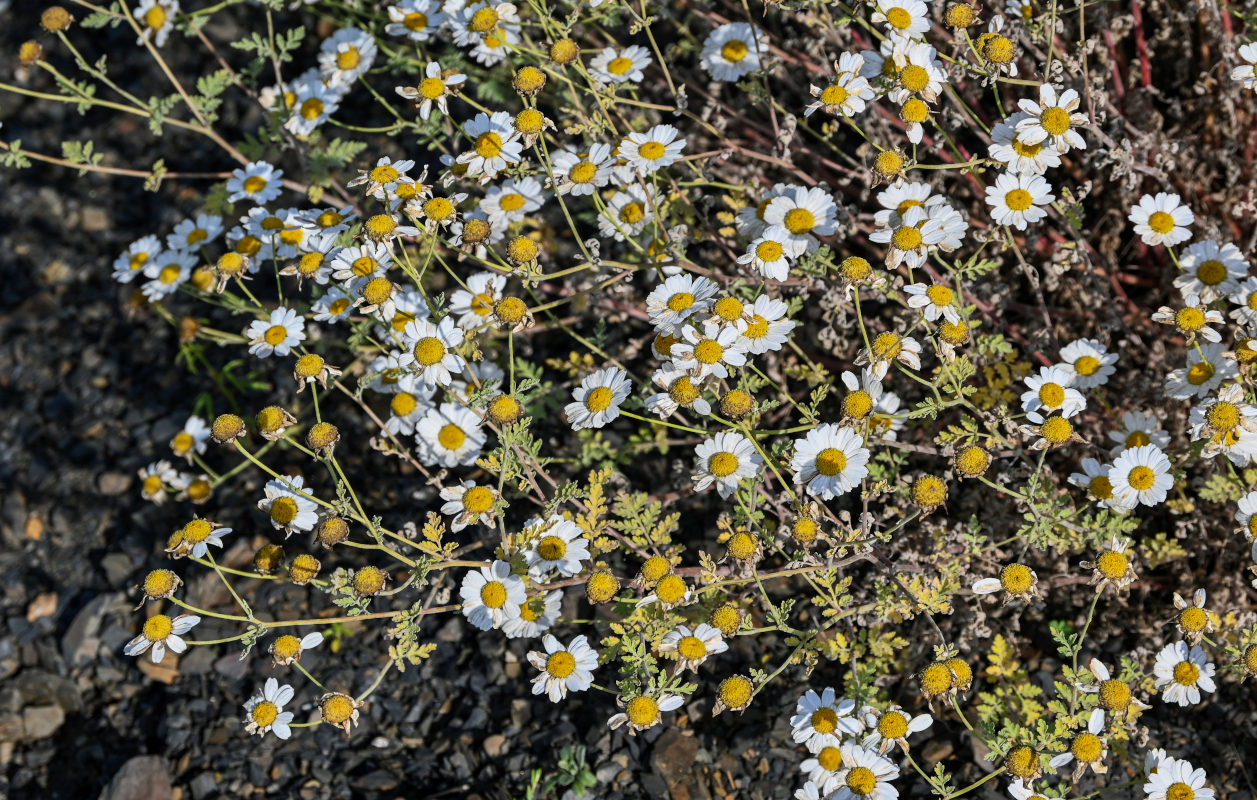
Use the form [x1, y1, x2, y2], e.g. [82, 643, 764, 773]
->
[21, 705, 65, 740]
[98, 755, 173, 800]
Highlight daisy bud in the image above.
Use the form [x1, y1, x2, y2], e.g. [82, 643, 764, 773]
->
[316, 517, 350, 549]
[910, 475, 947, 512]
[708, 603, 743, 636]
[512, 65, 547, 95]
[943, 3, 976, 28]
[210, 413, 246, 444]
[549, 38, 580, 65]
[461, 218, 492, 245]
[838, 256, 872, 285]
[584, 569, 619, 604]
[352, 566, 388, 597]
[306, 421, 341, 455]
[487, 394, 524, 425]
[256, 405, 297, 441]
[19, 41, 44, 64]
[715, 674, 754, 714]
[253, 544, 285, 575]
[720, 389, 754, 419]
[289, 553, 321, 585]
[41, 6, 74, 31]
[639, 555, 671, 584]
[505, 235, 539, 265]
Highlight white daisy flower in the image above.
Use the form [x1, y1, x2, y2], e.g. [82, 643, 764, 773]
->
[269, 631, 324, 667]
[738, 295, 796, 355]
[646, 273, 719, 335]
[868, 387, 904, 441]
[872, 0, 931, 41]
[401, 316, 466, 387]
[112, 235, 164, 283]
[170, 518, 231, 559]
[396, 61, 466, 121]
[608, 694, 685, 733]
[1107, 410, 1170, 455]
[1020, 365, 1086, 418]
[645, 366, 712, 418]
[873, 181, 938, 228]
[524, 515, 590, 577]
[735, 182, 791, 238]
[1231, 42, 1257, 92]
[693, 432, 763, 498]
[1005, 0, 1037, 22]
[856, 331, 922, 379]
[549, 143, 613, 196]
[284, 80, 341, 137]
[700, 22, 766, 82]
[246, 307, 306, 359]
[790, 688, 861, 750]
[1190, 389, 1257, 466]
[800, 738, 848, 795]
[415, 402, 486, 467]
[989, 111, 1063, 175]
[449, 271, 507, 330]
[243, 678, 295, 740]
[928, 202, 969, 252]
[1165, 342, 1235, 400]
[1228, 276, 1257, 329]
[1175, 239, 1247, 301]
[166, 214, 224, 253]
[459, 560, 526, 631]
[457, 111, 523, 182]
[869, 205, 946, 270]
[838, 368, 887, 424]
[985, 171, 1055, 230]
[806, 55, 876, 118]
[762, 185, 838, 254]
[831, 744, 900, 800]
[1153, 642, 1216, 706]
[124, 613, 199, 663]
[527, 634, 598, 702]
[619, 124, 687, 175]
[589, 44, 652, 83]
[318, 27, 377, 88]
[481, 176, 545, 226]
[1058, 338, 1117, 389]
[1151, 294, 1223, 344]
[564, 367, 631, 430]
[671, 320, 749, 381]
[258, 474, 319, 536]
[135, 0, 178, 47]
[170, 415, 211, 462]
[1068, 458, 1135, 512]
[862, 705, 932, 754]
[791, 424, 870, 500]
[659, 623, 728, 672]
[1235, 490, 1257, 542]
[503, 589, 562, 639]
[889, 41, 948, 104]
[737, 225, 804, 281]
[905, 282, 960, 323]
[1143, 757, 1215, 800]
[439, 480, 498, 532]
[1015, 83, 1089, 153]
[1130, 192, 1194, 247]
[140, 249, 196, 301]
[312, 286, 355, 324]
[1109, 444, 1173, 508]
[599, 184, 658, 241]
[1048, 708, 1108, 778]
[795, 781, 829, 800]
[449, 1, 520, 52]
[385, 0, 446, 41]
[226, 160, 284, 205]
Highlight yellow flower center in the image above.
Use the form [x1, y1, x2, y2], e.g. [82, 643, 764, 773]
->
[885, 7, 913, 28]
[668, 377, 700, 405]
[1071, 732, 1103, 762]
[875, 150, 904, 176]
[536, 535, 567, 561]
[1038, 382, 1065, 407]
[1040, 106, 1071, 135]
[721, 39, 749, 62]
[438, 423, 466, 450]
[1173, 660, 1200, 686]
[1001, 563, 1034, 593]
[468, 6, 498, 32]
[417, 76, 446, 99]
[498, 192, 526, 212]
[1166, 784, 1195, 800]
[480, 580, 507, 608]
[1179, 606, 1208, 632]
[1005, 745, 1039, 778]
[474, 131, 503, 159]
[879, 710, 909, 739]
[464, 486, 495, 514]
[625, 696, 658, 726]
[817, 746, 843, 772]
[926, 284, 953, 306]
[873, 331, 903, 360]
[546, 650, 576, 678]
[619, 202, 645, 224]
[892, 225, 923, 250]
[251, 700, 278, 727]
[954, 445, 990, 476]
[1194, 259, 1226, 285]
[815, 447, 848, 477]
[145, 5, 167, 30]
[899, 64, 929, 92]
[336, 47, 361, 71]
[129, 251, 150, 271]
[404, 11, 429, 30]
[1127, 465, 1156, 491]
[143, 615, 173, 641]
[413, 336, 446, 367]
[607, 57, 633, 75]
[263, 325, 289, 346]
[143, 570, 176, 597]
[745, 314, 769, 339]
[666, 292, 695, 312]
[708, 451, 740, 478]
[755, 240, 784, 262]
[983, 35, 1015, 63]
[390, 392, 418, 418]
[694, 339, 724, 364]
[328, 298, 350, 315]
[821, 83, 849, 106]
[1012, 138, 1043, 157]
[1148, 211, 1177, 235]
[243, 175, 268, 194]
[718, 675, 753, 708]
[1004, 189, 1034, 212]
[1041, 416, 1073, 443]
[1175, 307, 1206, 331]
[158, 264, 182, 284]
[783, 207, 816, 234]
[300, 97, 324, 120]
[714, 296, 744, 321]
[638, 141, 666, 161]
[186, 228, 208, 246]
[567, 161, 598, 185]
[171, 431, 194, 456]
[1096, 550, 1128, 580]
[270, 496, 299, 525]
[321, 694, 355, 724]
[676, 635, 707, 660]
[1206, 401, 1240, 432]
[1088, 475, 1114, 499]
[1186, 361, 1216, 385]
[843, 389, 873, 419]
[584, 386, 614, 412]
[272, 634, 302, 661]
[846, 766, 877, 795]
[1098, 679, 1131, 711]
[655, 574, 687, 604]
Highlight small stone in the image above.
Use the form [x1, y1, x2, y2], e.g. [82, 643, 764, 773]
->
[483, 734, 508, 757]
[138, 656, 180, 685]
[99, 755, 174, 800]
[98, 472, 133, 495]
[26, 592, 58, 623]
[24, 516, 43, 541]
[21, 705, 65, 740]
[81, 206, 109, 232]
